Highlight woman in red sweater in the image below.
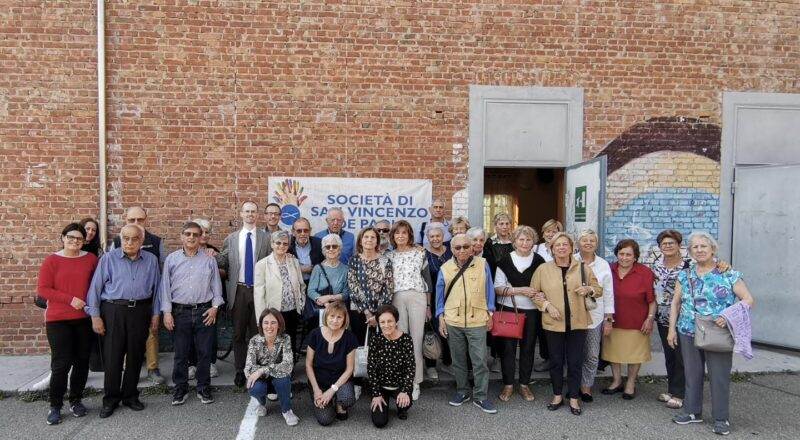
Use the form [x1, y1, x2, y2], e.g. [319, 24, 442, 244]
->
[37, 223, 98, 425]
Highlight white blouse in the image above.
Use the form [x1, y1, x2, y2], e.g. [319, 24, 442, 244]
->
[493, 252, 536, 310]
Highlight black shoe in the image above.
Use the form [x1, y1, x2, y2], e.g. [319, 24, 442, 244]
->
[234, 371, 246, 388]
[546, 400, 564, 411]
[570, 403, 582, 415]
[172, 392, 187, 406]
[122, 399, 145, 411]
[601, 385, 623, 395]
[335, 410, 348, 421]
[398, 410, 408, 420]
[99, 405, 117, 419]
[622, 389, 636, 400]
[580, 392, 594, 403]
[197, 389, 215, 404]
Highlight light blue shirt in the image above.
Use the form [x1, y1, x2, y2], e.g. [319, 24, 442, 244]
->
[295, 242, 312, 280]
[159, 249, 224, 313]
[434, 258, 495, 318]
[85, 248, 161, 317]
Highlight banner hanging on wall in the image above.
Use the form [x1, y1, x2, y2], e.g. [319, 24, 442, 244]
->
[267, 177, 433, 235]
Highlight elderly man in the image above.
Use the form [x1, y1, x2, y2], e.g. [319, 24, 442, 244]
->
[313, 207, 354, 263]
[216, 201, 271, 387]
[374, 219, 392, 253]
[418, 199, 452, 246]
[112, 206, 167, 385]
[161, 222, 224, 406]
[264, 203, 284, 234]
[86, 224, 161, 418]
[288, 217, 323, 283]
[435, 233, 497, 414]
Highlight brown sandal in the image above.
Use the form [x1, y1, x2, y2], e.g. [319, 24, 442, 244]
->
[519, 385, 535, 402]
[499, 385, 514, 402]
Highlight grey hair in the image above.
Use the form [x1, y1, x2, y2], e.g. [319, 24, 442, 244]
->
[425, 222, 446, 238]
[466, 226, 486, 241]
[271, 230, 290, 244]
[450, 233, 469, 245]
[688, 231, 718, 255]
[321, 233, 343, 248]
[193, 218, 211, 233]
[577, 228, 597, 241]
[511, 225, 538, 246]
[326, 207, 344, 219]
[493, 212, 512, 225]
[374, 219, 390, 227]
[120, 223, 144, 237]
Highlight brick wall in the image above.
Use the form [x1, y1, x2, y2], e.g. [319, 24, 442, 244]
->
[2, 1, 798, 353]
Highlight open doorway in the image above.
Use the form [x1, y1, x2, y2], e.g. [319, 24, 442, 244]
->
[483, 167, 564, 236]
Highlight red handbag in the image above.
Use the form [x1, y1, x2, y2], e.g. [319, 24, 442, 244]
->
[490, 294, 526, 339]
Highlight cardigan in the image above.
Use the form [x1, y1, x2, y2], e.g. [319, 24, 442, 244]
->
[532, 258, 602, 332]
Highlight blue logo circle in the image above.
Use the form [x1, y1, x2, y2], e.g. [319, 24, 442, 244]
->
[281, 205, 301, 226]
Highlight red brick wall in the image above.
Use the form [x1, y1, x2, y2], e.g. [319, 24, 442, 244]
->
[2, 1, 798, 353]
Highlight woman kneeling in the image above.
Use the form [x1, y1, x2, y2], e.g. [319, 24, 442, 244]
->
[368, 305, 415, 428]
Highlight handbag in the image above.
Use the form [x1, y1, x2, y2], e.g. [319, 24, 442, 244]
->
[302, 266, 332, 321]
[490, 294, 526, 339]
[34, 295, 48, 309]
[423, 321, 442, 360]
[581, 263, 597, 311]
[686, 269, 734, 352]
[354, 326, 370, 378]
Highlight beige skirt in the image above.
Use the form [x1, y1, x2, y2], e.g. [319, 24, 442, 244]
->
[601, 328, 652, 364]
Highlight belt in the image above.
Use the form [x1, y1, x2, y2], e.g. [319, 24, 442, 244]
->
[106, 298, 152, 308]
[172, 301, 212, 311]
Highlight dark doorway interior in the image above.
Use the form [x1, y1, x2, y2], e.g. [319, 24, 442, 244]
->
[483, 168, 564, 236]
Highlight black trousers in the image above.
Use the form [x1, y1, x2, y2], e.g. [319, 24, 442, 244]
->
[657, 321, 686, 398]
[371, 387, 412, 428]
[500, 308, 539, 385]
[101, 301, 151, 407]
[232, 285, 258, 372]
[281, 310, 300, 354]
[349, 310, 369, 346]
[46, 318, 92, 408]
[534, 310, 549, 360]
[545, 329, 587, 399]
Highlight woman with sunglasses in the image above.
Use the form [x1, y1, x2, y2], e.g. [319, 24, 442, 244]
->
[308, 234, 350, 316]
[37, 223, 99, 425]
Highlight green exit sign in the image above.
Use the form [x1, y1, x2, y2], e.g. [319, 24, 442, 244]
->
[575, 185, 587, 222]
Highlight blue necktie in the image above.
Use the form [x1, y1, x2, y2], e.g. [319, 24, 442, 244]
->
[245, 232, 254, 286]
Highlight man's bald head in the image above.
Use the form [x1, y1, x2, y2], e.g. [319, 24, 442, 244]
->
[125, 206, 148, 228]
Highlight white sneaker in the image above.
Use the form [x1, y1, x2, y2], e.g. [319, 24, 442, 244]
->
[412, 384, 420, 401]
[426, 367, 439, 381]
[30, 373, 52, 391]
[354, 385, 362, 401]
[266, 393, 278, 401]
[256, 405, 267, 417]
[282, 409, 299, 426]
[209, 363, 219, 378]
[188, 366, 196, 380]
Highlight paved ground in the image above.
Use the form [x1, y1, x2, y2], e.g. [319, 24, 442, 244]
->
[2, 373, 800, 440]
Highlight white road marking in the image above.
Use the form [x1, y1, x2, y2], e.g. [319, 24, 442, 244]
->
[235, 396, 260, 440]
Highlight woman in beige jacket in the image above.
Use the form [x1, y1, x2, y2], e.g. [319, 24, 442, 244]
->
[255, 230, 306, 356]
[532, 232, 602, 416]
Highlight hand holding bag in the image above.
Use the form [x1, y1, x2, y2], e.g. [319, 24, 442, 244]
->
[354, 326, 370, 378]
[491, 292, 526, 339]
[581, 263, 598, 311]
[423, 321, 442, 360]
[686, 269, 734, 352]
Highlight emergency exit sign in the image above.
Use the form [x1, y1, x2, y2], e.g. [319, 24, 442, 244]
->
[575, 185, 587, 222]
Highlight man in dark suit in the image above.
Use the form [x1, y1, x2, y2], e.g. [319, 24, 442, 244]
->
[215, 201, 271, 387]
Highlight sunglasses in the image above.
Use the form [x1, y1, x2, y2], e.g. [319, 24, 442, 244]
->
[324, 245, 340, 250]
[182, 231, 201, 237]
[273, 242, 289, 247]
[294, 228, 310, 233]
[452, 245, 471, 251]
[376, 228, 390, 233]
[64, 235, 85, 243]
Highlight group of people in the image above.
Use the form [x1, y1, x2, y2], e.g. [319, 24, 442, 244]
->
[37, 199, 755, 435]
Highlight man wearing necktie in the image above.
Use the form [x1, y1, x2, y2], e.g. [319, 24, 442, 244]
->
[217, 201, 271, 387]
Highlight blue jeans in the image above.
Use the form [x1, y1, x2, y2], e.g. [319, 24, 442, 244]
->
[172, 305, 216, 393]
[249, 376, 292, 413]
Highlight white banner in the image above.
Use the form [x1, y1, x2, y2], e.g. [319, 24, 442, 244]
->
[267, 177, 433, 235]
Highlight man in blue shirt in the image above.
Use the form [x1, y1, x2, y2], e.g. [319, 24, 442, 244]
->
[160, 222, 224, 406]
[313, 207, 354, 264]
[86, 224, 161, 419]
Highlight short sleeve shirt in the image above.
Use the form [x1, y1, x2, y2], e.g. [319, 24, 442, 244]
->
[676, 265, 742, 336]
[308, 327, 359, 389]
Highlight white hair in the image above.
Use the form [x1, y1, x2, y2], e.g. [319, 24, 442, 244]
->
[321, 233, 343, 248]
[688, 231, 718, 254]
[192, 218, 211, 233]
[466, 226, 485, 241]
[426, 222, 446, 238]
[271, 230, 290, 244]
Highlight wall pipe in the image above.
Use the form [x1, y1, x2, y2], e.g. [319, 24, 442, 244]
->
[97, 0, 107, 248]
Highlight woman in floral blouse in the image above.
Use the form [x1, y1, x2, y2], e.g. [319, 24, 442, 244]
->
[347, 227, 394, 346]
[245, 308, 298, 426]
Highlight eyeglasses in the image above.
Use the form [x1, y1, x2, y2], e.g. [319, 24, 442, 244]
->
[121, 235, 141, 242]
[274, 242, 289, 247]
[266, 211, 281, 216]
[452, 245, 471, 251]
[64, 235, 85, 243]
[294, 228, 310, 233]
[182, 231, 201, 237]
[376, 228, 390, 233]
[324, 245, 340, 250]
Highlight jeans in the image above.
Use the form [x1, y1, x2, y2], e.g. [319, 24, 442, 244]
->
[46, 318, 92, 408]
[172, 305, 216, 394]
[250, 376, 292, 413]
[447, 324, 489, 401]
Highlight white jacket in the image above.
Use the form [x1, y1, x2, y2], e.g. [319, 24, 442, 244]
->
[254, 253, 306, 320]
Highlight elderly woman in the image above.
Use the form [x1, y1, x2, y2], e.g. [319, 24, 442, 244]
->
[449, 216, 470, 237]
[532, 232, 602, 416]
[574, 229, 615, 402]
[37, 223, 99, 425]
[387, 220, 432, 401]
[347, 227, 394, 346]
[536, 219, 563, 263]
[423, 222, 453, 378]
[484, 213, 515, 276]
[254, 230, 306, 356]
[493, 225, 546, 402]
[368, 305, 415, 428]
[307, 234, 350, 318]
[601, 239, 655, 400]
[668, 232, 754, 436]
[246, 309, 298, 426]
[306, 301, 359, 425]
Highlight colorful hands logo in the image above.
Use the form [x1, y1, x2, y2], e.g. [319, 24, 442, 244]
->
[272, 179, 307, 226]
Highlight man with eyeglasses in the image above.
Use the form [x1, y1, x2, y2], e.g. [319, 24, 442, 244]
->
[160, 222, 224, 406]
[216, 201, 271, 387]
[313, 207, 354, 264]
[435, 233, 497, 414]
[264, 203, 285, 234]
[374, 219, 392, 253]
[86, 224, 161, 418]
[288, 217, 323, 282]
[417, 199, 452, 247]
[111, 206, 168, 385]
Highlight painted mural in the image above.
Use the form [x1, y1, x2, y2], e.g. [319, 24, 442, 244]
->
[600, 117, 721, 262]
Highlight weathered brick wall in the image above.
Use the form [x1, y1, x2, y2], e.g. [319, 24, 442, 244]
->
[2, 1, 798, 353]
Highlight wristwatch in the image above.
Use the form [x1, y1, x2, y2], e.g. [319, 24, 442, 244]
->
[330, 383, 339, 392]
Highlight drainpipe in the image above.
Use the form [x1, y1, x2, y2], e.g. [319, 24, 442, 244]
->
[97, 0, 107, 248]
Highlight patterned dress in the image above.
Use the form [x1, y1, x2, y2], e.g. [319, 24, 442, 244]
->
[346, 254, 394, 313]
[651, 257, 691, 327]
[676, 265, 743, 336]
